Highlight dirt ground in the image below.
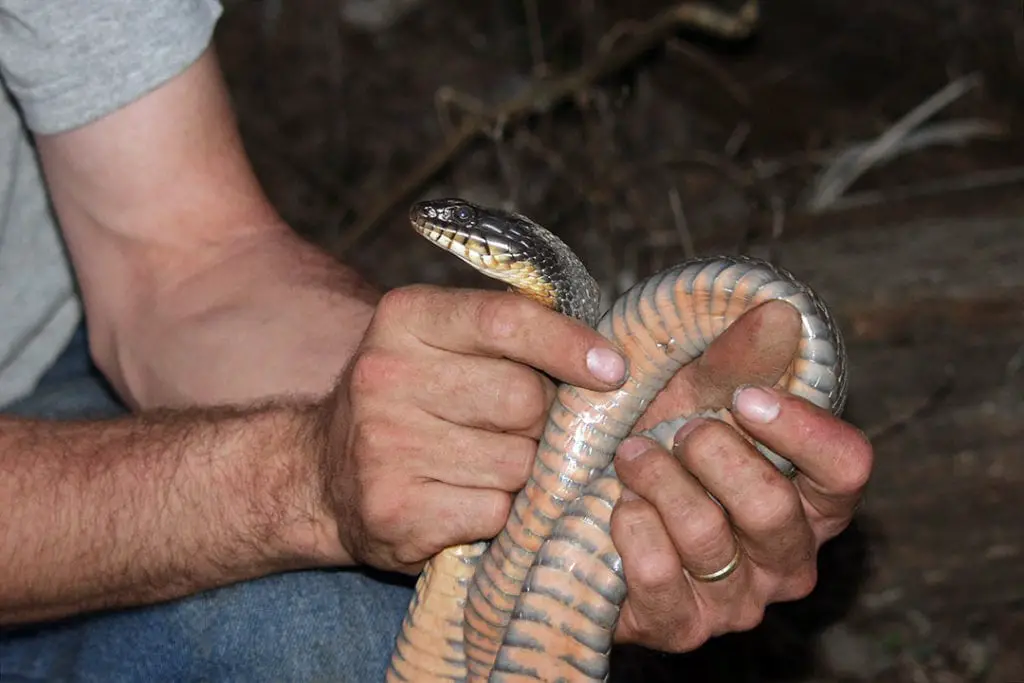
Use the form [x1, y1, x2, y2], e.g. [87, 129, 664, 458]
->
[213, 1, 1023, 680]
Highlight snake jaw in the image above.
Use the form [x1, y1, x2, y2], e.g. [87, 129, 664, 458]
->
[410, 198, 602, 327]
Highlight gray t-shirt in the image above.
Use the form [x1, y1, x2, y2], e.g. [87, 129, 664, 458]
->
[0, 0, 222, 406]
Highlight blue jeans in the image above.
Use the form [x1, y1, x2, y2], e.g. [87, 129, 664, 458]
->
[1, 327, 415, 682]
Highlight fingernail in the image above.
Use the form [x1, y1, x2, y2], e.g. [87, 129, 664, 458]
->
[617, 436, 652, 462]
[734, 385, 780, 423]
[672, 418, 705, 448]
[587, 347, 626, 384]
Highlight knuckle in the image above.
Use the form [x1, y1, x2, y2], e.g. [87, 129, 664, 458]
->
[779, 565, 818, 601]
[393, 531, 437, 566]
[665, 623, 710, 653]
[350, 415, 396, 457]
[485, 494, 513, 536]
[360, 487, 405, 533]
[456, 493, 512, 542]
[680, 512, 732, 557]
[617, 444, 672, 492]
[505, 440, 537, 489]
[501, 370, 548, 427]
[836, 430, 874, 493]
[732, 604, 766, 632]
[477, 294, 531, 342]
[375, 286, 419, 321]
[629, 549, 679, 592]
[740, 483, 801, 536]
[621, 600, 708, 654]
[393, 545, 431, 568]
[348, 350, 399, 396]
[392, 546, 421, 566]
[611, 498, 653, 533]
[678, 420, 730, 465]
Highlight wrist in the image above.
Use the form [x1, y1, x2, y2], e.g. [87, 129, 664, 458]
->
[264, 400, 354, 569]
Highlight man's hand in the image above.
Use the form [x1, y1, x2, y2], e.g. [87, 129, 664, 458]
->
[312, 285, 629, 572]
[609, 301, 873, 651]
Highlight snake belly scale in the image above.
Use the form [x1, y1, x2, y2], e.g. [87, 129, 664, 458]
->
[386, 198, 848, 682]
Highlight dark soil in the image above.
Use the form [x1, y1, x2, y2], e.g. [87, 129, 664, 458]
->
[215, 1, 1024, 680]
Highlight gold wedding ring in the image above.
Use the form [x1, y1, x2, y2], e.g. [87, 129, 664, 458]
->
[691, 545, 742, 583]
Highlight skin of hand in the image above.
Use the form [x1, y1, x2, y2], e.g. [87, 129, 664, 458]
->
[310, 284, 630, 572]
[609, 299, 874, 651]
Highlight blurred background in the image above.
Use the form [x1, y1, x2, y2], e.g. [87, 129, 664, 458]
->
[215, 1, 1023, 680]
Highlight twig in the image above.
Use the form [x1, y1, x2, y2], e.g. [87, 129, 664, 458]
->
[328, 0, 760, 255]
[724, 121, 751, 157]
[515, 130, 611, 206]
[763, 173, 786, 261]
[755, 118, 1005, 181]
[665, 38, 751, 106]
[865, 367, 955, 443]
[1006, 344, 1024, 378]
[806, 72, 984, 211]
[667, 186, 696, 259]
[812, 165, 1024, 213]
[522, 0, 547, 78]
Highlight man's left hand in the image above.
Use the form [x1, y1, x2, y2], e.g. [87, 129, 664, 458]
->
[610, 300, 873, 651]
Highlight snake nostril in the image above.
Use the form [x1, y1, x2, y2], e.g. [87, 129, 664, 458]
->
[410, 201, 435, 224]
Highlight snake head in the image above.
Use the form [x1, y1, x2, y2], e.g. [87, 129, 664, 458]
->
[410, 198, 602, 327]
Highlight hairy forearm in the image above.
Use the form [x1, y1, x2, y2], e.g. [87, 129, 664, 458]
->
[0, 402, 341, 626]
[104, 228, 379, 409]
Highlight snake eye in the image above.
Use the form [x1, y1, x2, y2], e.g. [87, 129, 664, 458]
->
[453, 205, 475, 223]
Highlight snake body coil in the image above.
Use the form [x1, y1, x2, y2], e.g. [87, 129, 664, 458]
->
[387, 199, 848, 682]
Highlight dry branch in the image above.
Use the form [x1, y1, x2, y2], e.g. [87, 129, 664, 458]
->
[329, 0, 760, 255]
[805, 72, 986, 211]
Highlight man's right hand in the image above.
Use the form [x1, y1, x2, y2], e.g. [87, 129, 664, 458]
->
[312, 285, 628, 573]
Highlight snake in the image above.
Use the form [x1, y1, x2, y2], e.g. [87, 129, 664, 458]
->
[385, 197, 848, 682]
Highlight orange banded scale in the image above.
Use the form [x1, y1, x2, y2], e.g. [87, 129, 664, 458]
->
[386, 198, 848, 682]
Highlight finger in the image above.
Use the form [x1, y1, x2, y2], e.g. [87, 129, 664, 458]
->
[356, 411, 535, 492]
[375, 285, 627, 390]
[673, 420, 815, 578]
[412, 354, 556, 437]
[347, 346, 557, 438]
[615, 434, 741, 580]
[611, 487, 702, 651]
[422, 426, 536, 492]
[391, 481, 514, 569]
[732, 385, 873, 533]
[636, 300, 800, 432]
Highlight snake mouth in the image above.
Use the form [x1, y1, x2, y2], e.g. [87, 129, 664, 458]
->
[409, 198, 559, 307]
[409, 198, 519, 269]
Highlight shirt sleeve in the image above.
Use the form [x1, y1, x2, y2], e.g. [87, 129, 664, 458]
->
[0, 0, 223, 134]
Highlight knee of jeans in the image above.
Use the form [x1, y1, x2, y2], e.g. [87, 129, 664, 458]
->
[169, 570, 415, 680]
[3, 571, 416, 683]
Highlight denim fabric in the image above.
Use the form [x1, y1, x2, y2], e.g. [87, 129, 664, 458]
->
[1, 327, 415, 682]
